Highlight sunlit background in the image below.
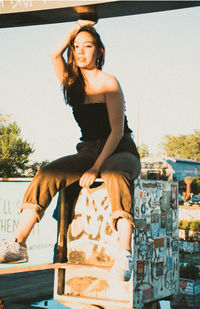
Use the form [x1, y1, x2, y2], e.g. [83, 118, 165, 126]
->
[0, 6, 200, 162]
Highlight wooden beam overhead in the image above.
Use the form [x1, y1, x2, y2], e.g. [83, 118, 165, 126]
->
[0, 1, 200, 28]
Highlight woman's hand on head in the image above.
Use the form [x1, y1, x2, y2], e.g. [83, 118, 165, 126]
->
[76, 19, 96, 28]
[79, 167, 98, 188]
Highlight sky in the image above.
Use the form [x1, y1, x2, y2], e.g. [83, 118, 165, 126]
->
[0, 5, 200, 163]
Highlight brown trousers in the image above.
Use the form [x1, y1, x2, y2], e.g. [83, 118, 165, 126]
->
[21, 134, 141, 230]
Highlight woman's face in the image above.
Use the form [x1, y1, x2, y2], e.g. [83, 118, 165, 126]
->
[73, 31, 98, 70]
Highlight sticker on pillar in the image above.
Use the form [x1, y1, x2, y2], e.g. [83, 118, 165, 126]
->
[160, 191, 171, 210]
[151, 212, 159, 223]
[148, 242, 154, 258]
[137, 260, 145, 281]
[171, 184, 177, 209]
[166, 237, 170, 249]
[135, 219, 146, 230]
[166, 210, 172, 236]
[141, 203, 146, 215]
[154, 238, 164, 249]
[151, 200, 160, 207]
[172, 239, 179, 253]
[139, 238, 148, 256]
[142, 191, 148, 201]
[142, 287, 154, 302]
[167, 257, 173, 270]
[151, 212, 159, 238]
[160, 210, 166, 229]
[156, 185, 162, 199]
[156, 262, 164, 276]
[151, 223, 159, 238]
[134, 206, 140, 218]
[154, 286, 159, 298]
[150, 192, 160, 208]
[159, 248, 166, 257]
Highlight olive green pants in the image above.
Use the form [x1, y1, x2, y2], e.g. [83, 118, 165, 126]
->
[21, 134, 141, 230]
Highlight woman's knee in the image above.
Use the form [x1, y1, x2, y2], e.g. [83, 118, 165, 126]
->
[101, 153, 141, 180]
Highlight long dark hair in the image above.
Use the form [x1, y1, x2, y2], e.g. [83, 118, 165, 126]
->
[63, 26, 105, 107]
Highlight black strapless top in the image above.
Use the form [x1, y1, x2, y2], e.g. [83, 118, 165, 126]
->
[72, 103, 132, 141]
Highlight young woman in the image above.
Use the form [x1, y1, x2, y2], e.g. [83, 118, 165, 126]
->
[0, 20, 141, 281]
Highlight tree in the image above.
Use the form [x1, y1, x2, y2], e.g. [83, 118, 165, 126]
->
[0, 116, 34, 177]
[191, 177, 200, 195]
[179, 220, 200, 241]
[138, 143, 150, 158]
[160, 130, 200, 161]
[29, 160, 50, 176]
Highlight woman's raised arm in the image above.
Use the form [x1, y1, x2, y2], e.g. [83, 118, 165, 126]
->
[50, 20, 96, 85]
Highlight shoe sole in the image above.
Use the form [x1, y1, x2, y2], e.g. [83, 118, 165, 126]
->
[0, 258, 28, 264]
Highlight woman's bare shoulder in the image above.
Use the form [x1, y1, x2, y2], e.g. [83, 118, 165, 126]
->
[98, 71, 120, 90]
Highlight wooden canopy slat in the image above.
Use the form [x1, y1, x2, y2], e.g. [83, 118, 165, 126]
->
[0, 1, 200, 28]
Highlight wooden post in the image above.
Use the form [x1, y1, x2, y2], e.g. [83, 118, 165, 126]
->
[57, 188, 67, 263]
[56, 188, 67, 295]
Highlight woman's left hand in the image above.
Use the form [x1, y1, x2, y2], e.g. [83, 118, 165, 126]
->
[79, 168, 98, 188]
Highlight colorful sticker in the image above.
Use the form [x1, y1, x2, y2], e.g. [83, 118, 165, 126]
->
[142, 287, 154, 301]
[142, 191, 148, 201]
[154, 238, 164, 249]
[167, 257, 173, 270]
[151, 201, 160, 207]
[172, 239, 179, 253]
[166, 237, 170, 249]
[166, 210, 172, 236]
[151, 212, 159, 223]
[171, 184, 178, 209]
[159, 248, 166, 257]
[135, 219, 146, 230]
[161, 191, 171, 210]
[151, 222, 159, 238]
[139, 239, 148, 256]
[141, 203, 146, 215]
[160, 210, 166, 229]
[156, 262, 164, 276]
[137, 260, 145, 281]
[148, 243, 154, 258]
[154, 286, 159, 298]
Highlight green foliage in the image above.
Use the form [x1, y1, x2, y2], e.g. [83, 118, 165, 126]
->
[28, 160, 50, 176]
[191, 177, 200, 195]
[160, 130, 200, 161]
[179, 220, 200, 241]
[0, 117, 34, 177]
[138, 143, 150, 158]
[179, 220, 200, 232]
[180, 263, 199, 279]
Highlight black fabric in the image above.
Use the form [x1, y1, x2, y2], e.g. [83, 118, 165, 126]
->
[72, 103, 132, 141]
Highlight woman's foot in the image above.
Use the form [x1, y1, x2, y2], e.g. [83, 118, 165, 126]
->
[0, 239, 28, 263]
[110, 249, 134, 281]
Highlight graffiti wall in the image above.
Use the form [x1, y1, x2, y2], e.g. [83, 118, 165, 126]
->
[61, 179, 179, 307]
[133, 180, 179, 305]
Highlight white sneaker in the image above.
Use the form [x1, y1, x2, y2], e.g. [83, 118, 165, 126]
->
[0, 239, 28, 263]
[110, 249, 134, 281]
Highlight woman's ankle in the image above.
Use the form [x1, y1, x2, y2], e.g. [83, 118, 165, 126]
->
[14, 237, 26, 246]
